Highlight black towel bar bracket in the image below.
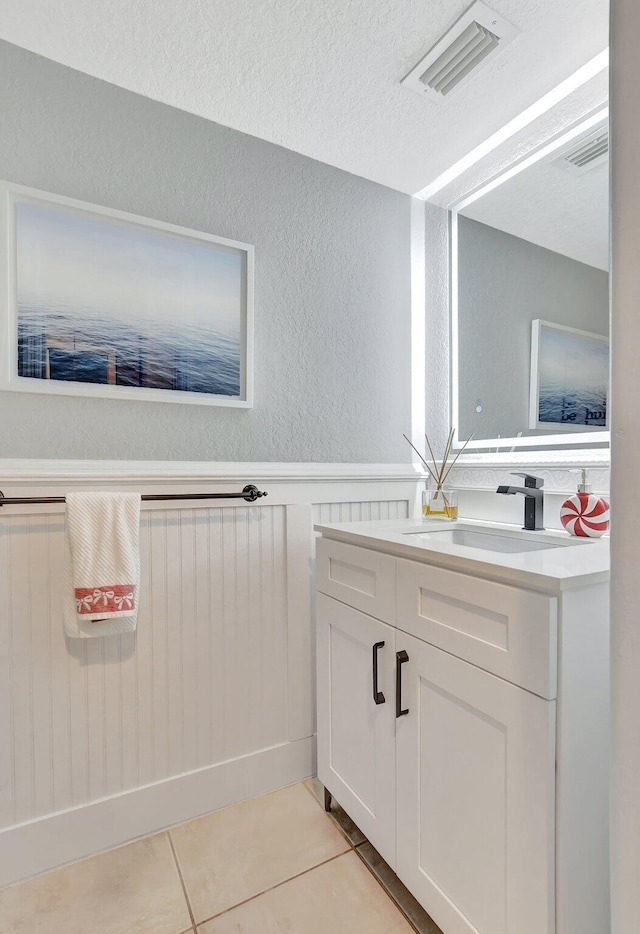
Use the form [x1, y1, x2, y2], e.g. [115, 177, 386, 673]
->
[0, 484, 268, 507]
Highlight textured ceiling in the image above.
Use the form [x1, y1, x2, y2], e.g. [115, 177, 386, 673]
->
[0, 0, 609, 194]
[430, 68, 609, 208]
[461, 151, 609, 270]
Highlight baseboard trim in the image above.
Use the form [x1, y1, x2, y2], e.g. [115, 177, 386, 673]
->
[0, 736, 315, 888]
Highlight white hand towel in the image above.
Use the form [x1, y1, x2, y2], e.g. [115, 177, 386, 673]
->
[63, 492, 141, 639]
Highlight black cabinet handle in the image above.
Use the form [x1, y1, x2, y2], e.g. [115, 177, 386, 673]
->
[372, 641, 385, 705]
[396, 650, 409, 717]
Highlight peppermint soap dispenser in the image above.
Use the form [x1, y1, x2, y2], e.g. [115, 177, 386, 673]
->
[560, 469, 610, 537]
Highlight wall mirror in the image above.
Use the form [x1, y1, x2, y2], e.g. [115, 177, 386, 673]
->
[450, 105, 610, 451]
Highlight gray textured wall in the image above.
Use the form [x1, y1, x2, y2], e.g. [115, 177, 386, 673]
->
[0, 41, 412, 462]
[457, 216, 609, 440]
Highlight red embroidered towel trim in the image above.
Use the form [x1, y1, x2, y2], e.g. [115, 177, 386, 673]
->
[75, 584, 136, 615]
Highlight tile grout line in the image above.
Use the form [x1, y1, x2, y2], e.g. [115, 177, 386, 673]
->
[195, 850, 350, 928]
[170, 782, 428, 934]
[304, 781, 437, 934]
[167, 831, 197, 932]
[300, 779, 358, 850]
[353, 846, 422, 934]
[300, 776, 330, 813]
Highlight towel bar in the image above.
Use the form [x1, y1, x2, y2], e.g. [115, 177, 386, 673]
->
[0, 484, 268, 506]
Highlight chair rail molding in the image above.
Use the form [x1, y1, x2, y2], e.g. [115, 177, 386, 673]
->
[0, 459, 422, 482]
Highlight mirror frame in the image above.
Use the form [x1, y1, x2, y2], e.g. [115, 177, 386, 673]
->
[449, 106, 610, 451]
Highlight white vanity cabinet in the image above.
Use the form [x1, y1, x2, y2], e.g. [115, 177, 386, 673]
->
[316, 527, 610, 934]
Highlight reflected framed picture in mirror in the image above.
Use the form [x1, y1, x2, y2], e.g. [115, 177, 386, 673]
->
[529, 320, 608, 431]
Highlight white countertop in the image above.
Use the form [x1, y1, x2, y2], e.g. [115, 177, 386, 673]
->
[314, 518, 610, 594]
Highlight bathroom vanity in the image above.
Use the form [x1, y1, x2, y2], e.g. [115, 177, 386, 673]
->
[315, 518, 610, 934]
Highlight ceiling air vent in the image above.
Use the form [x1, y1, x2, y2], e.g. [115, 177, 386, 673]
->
[553, 126, 609, 176]
[402, 1, 518, 102]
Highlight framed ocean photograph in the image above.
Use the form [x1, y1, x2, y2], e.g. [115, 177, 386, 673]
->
[529, 319, 609, 431]
[0, 180, 253, 406]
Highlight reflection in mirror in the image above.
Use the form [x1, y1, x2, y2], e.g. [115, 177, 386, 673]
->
[452, 112, 609, 448]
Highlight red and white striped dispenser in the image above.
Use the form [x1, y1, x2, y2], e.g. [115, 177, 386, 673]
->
[560, 469, 609, 538]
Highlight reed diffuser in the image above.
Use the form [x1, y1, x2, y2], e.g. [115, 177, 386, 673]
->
[403, 429, 474, 521]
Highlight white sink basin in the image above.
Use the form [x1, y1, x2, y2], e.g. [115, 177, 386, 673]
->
[406, 525, 588, 554]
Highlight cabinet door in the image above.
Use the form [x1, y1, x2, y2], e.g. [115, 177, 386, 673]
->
[316, 593, 396, 868]
[396, 632, 556, 934]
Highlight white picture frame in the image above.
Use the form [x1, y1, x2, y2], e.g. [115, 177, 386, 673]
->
[0, 180, 254, 407]
[529, 319, 608, 431]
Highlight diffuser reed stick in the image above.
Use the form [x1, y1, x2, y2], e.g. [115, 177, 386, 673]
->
[439, 432, 475, 487]
[402, 434, 440, 486]
[436, 428, 455, 488]
[423, 432, 441, 486]
[404, 429, 474, 519]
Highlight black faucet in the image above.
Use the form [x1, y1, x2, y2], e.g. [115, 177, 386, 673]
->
[496, 472, 545, 531]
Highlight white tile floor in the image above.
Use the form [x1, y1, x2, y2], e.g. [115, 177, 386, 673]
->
[0, 781, 417, 933]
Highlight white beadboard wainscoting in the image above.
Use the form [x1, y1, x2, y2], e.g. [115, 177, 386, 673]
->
[0, 461, 419, 886]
